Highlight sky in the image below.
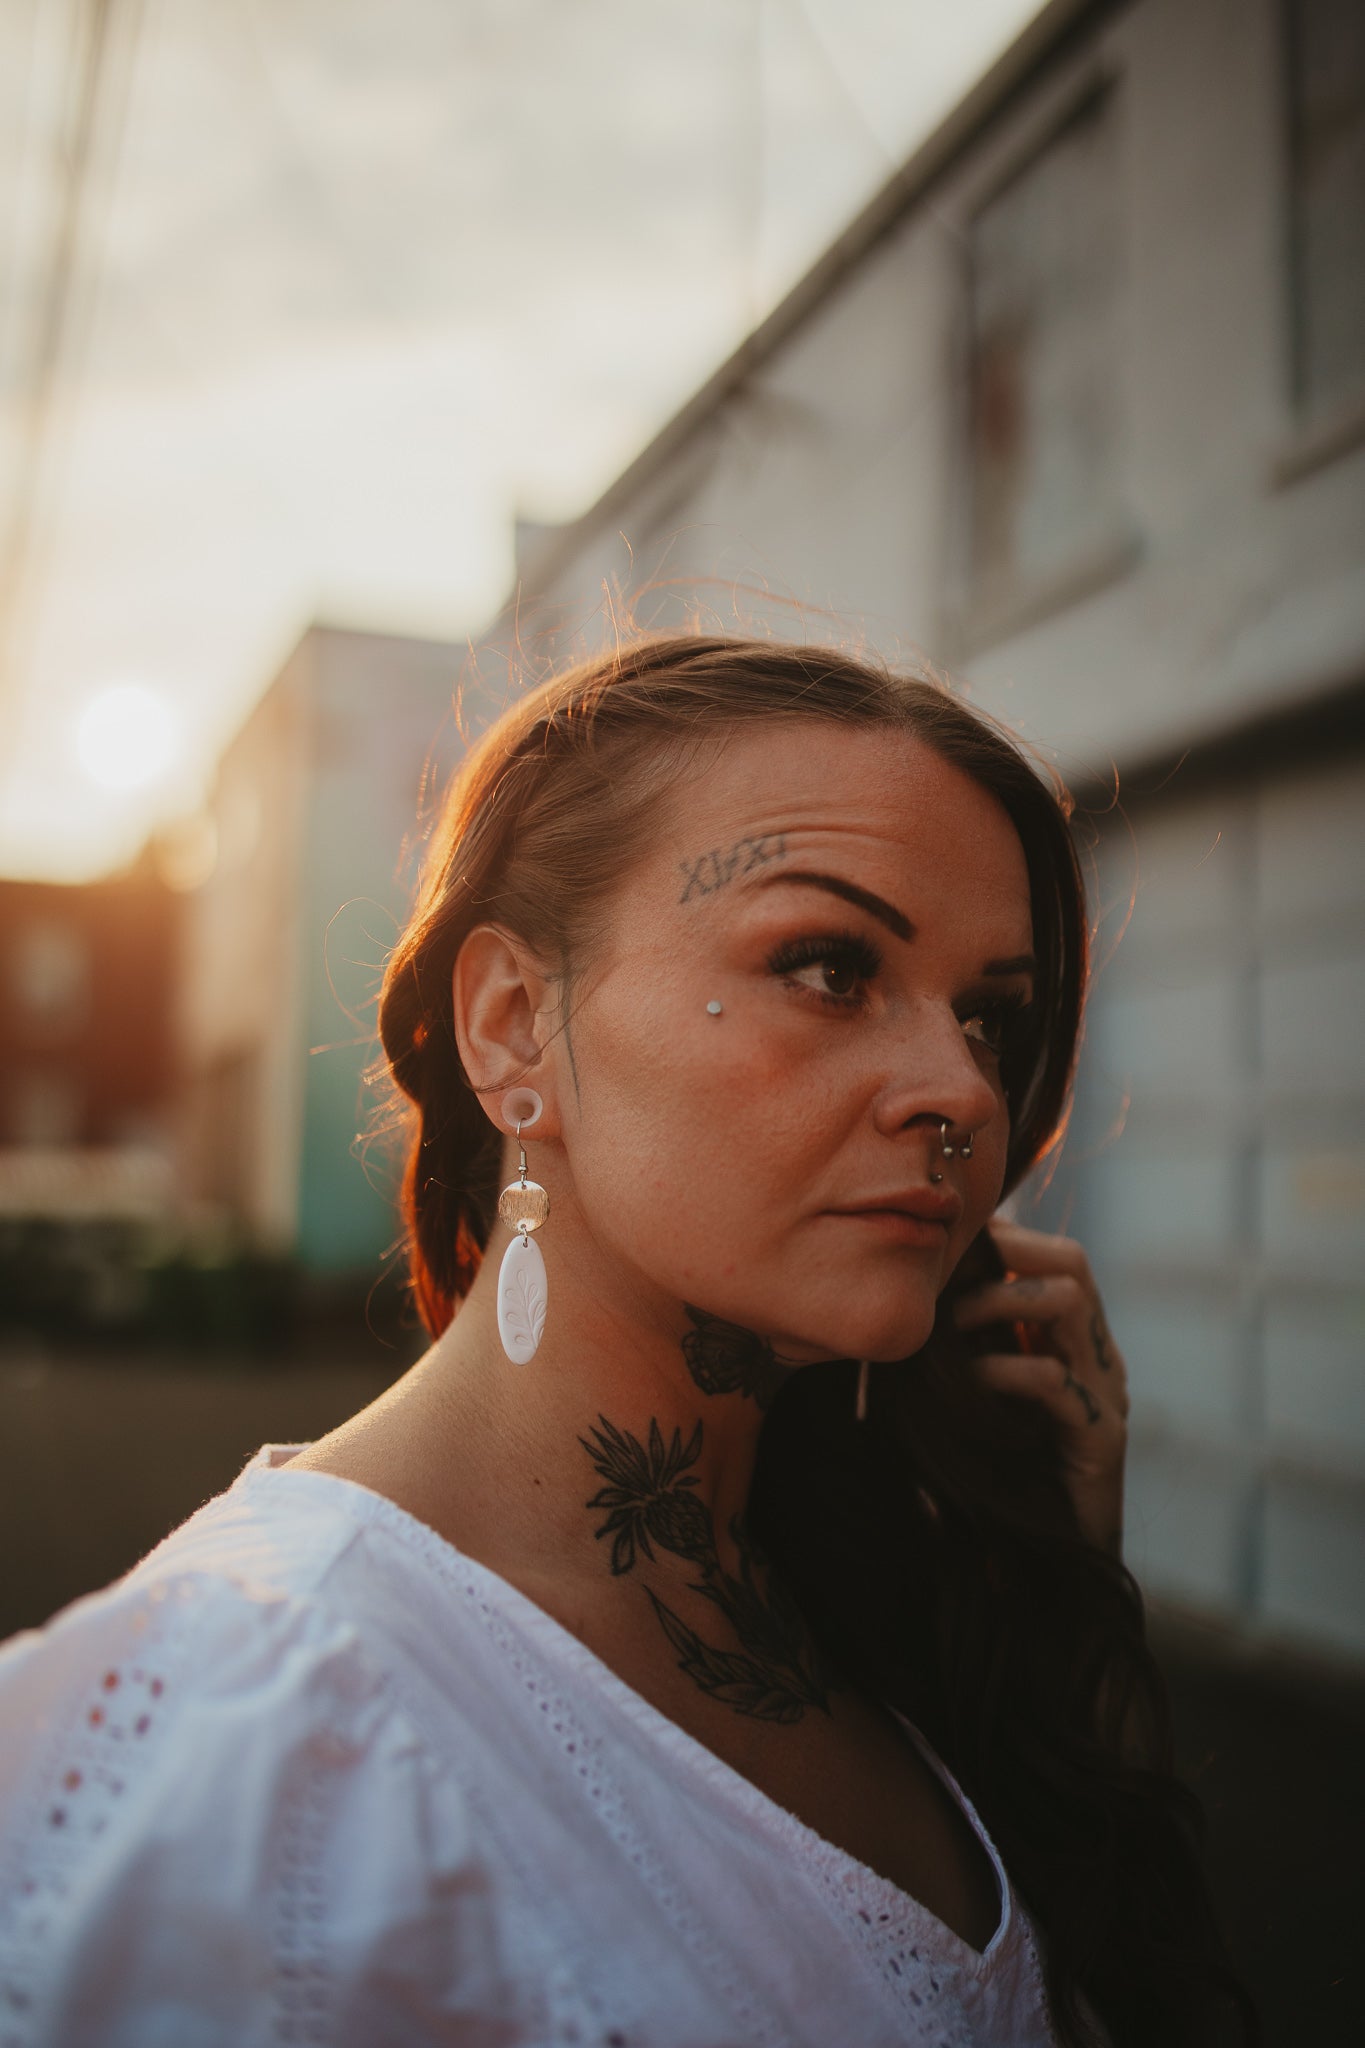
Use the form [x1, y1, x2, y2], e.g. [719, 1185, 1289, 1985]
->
[0, 0, 1042, 882]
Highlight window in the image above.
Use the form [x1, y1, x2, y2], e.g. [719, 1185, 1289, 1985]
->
[966, 88, 1126, 618]
[1286, 0, 1365, 421]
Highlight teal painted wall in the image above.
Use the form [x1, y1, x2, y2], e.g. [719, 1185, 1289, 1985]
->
[292, 629, 498, 1275]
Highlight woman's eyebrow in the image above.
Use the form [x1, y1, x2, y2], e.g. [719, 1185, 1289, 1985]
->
[751, 868, 913, 938]
[751, 868, 1036, 976]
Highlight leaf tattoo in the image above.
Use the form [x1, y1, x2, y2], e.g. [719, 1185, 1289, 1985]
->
[579, 1414, 832, 1721]
[645, 1590, 820, 1724]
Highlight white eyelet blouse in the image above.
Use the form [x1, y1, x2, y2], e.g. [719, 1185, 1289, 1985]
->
[0, 1445, 1113, 2048]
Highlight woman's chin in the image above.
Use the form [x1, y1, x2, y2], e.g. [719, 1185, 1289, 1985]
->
[779, 1301, 939, 1370]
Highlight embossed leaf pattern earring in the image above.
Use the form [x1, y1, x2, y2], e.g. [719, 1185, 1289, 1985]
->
[496, 1087, 550, 1364]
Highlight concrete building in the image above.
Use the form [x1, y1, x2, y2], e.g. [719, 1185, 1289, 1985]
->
[177, 623, 487, 1287]
[478, 0, 1365, 1662]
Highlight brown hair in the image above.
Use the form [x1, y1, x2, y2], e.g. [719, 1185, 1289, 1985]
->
[377, 632, 1259, 2048]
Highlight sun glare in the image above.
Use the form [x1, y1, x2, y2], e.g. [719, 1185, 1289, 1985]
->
[73, 684, 184, 794]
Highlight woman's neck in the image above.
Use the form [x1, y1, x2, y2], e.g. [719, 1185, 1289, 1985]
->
[295, 1232, 837, 1728]
[425, 1240, 792, 1590]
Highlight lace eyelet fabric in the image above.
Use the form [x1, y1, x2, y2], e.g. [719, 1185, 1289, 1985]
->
[0, 1582, 191, 2047]
[0, 1454, 1081, 2046]
[392, 1525, 1014, 2048]
[416, 1578, 790, 2048]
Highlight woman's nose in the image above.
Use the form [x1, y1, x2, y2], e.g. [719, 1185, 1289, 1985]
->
[869, 1005, 1002, 1142]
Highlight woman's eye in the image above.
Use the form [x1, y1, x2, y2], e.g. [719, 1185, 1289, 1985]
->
[963, 1010, 1003, 1054]
[767, 931, 882, 1008]
[961, 993, 1032, 1057]
[809, 954, 862, 999]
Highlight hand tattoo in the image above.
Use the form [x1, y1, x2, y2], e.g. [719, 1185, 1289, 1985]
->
[580, 1414, 832, 1723]
[680, 1306, 796, 1413]
[1063, 1364, 1102, 1424]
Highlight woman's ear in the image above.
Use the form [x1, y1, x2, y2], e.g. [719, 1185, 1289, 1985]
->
[452, 924, 561, 1135]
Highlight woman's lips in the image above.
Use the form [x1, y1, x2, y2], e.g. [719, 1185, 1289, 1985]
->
[830, 1183, 962, 1228]
[829, 1208, 952, 1247]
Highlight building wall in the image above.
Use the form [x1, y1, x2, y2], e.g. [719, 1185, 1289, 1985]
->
[0, 860, 179, 1158]
[179, 624, 490, 1277]
[491, 0, 1365, 1660]
[292, 626, 481, 1274]
[178, 635, 312, 1247]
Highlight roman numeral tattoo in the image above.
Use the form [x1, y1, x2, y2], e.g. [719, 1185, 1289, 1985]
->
[677, 833, 787, 904]
[579, 1414, 833, 1723]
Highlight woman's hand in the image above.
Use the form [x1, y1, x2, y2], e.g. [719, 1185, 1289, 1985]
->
[951, 1218, 1130, 1560]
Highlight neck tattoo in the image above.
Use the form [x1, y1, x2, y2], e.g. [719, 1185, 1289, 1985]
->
[579, 1412, 834, 1724]
[680, 1305, 797, 1413]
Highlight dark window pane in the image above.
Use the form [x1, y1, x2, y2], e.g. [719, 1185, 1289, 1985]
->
[968, 90, 1123, 605]
[1288, 0, 1365, 416]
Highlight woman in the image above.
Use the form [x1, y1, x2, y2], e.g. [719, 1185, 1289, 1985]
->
[0, 635, 1257, 2047]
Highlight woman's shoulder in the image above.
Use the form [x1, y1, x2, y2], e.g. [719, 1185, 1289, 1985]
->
[0, 1448, 391, 1770]
[0, 1450, 509, 2047]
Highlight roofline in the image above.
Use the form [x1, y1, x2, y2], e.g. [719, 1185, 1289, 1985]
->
[510, 0, 1119, 606]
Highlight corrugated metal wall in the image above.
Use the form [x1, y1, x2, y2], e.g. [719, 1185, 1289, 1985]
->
[1054, 732, 1365, 1655]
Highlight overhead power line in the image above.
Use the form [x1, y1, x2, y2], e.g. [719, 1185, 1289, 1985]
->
[0, 0, 142, 733]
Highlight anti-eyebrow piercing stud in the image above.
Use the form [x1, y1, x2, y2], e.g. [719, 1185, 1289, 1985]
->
[496, 1087, 549, 1365]
[706, 999, 724, 1016]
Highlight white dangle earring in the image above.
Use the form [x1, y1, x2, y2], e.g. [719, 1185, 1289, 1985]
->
[495, 1087, 550, 1365]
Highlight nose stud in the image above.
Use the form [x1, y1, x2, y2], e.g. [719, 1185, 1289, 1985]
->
[706, 999, 723, 1016]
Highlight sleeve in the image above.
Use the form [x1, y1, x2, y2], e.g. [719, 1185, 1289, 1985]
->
[0, 1571, 521, 2048]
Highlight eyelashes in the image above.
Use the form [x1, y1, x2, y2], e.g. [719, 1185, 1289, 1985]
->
[964, 985, 1034, 1058]
[766, 929, 883, 1006]
[765, 927, 1035, 1055]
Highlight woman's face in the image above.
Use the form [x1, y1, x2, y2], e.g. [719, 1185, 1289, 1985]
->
[553, 719, 1037, 1365]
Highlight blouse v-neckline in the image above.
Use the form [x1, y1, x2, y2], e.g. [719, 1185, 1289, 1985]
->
[247, 1449, 1015, 1978]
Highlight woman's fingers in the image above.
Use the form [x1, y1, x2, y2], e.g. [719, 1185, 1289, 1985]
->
[952, 1218, 1132, 1557]
[952, 1271, 1089, 1331]
[972, 1349, 1113, 1437]
[982, 1218, 1092, 1277]
[973, 1349, 1128, 1559]
[954, 1226, 1130, 1413]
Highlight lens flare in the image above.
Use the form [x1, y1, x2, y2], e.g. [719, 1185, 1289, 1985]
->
[74, 685, 183, 793]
